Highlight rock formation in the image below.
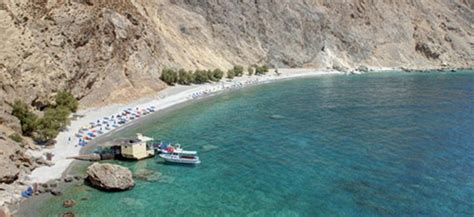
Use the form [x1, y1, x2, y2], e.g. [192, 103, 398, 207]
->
[0, 0, 472, 112]
[86, 163, 134, 191]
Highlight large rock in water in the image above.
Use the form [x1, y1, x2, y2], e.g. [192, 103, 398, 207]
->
[86, 163, 134, 191]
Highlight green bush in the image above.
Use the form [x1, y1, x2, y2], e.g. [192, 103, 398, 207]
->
[12, 100, 38, 136]
[213, 69, 224, 81]
[227, 69, 235, 79]
[160, 68, 178, 85]
[206, 70, 216, 82]
[34, 106, 71, 143]
[8, 133, 23, 143]
[178, 69, 192, 85]
[11, 95, 77, 143]
[193, 70, 209, 84]
[233, 65, 244, 77]
[255, 64, 270, 75]
[55, 91, 78, 112]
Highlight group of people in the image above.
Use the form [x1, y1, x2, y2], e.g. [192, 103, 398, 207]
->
[74, 106, 157, 146]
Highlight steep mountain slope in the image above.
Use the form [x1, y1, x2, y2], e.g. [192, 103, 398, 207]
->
[0, 0, 473, 130]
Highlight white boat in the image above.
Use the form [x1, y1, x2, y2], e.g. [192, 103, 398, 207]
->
[160, 144, 197, 156]
[159, 153, 201, 164]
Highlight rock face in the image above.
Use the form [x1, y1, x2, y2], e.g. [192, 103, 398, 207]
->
[0, 0, 472, 132]
[86, 163, 134, 191]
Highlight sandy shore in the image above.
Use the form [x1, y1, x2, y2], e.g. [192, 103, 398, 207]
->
[25, 68, 342, 184]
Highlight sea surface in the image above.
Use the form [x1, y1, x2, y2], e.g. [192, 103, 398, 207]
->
[25, 71, 474, 217]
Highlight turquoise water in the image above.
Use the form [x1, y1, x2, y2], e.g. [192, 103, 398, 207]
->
[29, 71, 474, 216]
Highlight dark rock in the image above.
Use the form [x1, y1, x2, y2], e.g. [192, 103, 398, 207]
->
[73, 175, 83, 181]
[49, 183, 57, 188]
[51, 189, 62, 196]
[63, 176, 73, 183]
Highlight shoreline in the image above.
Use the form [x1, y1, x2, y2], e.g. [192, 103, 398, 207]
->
[7, 67, 473, 214]
[26, 68, 343, 184]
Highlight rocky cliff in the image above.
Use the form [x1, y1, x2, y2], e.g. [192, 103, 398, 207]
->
[0, 0, 473, 130]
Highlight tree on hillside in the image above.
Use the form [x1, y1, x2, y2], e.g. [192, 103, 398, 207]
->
[55, 91, 78, 112]
[213, 69, 224, 80]
[12, 100, 38, 136]
[178, 69, 192, 85]
[255, 64, 270, 75]
[193, 70, 209, 84]
[233, 65, 244, 77]
[206, 70, 217, 82]
[35, 106, 71, 143]
[227, 69, 235, 79]
[160, 68, 178, 85]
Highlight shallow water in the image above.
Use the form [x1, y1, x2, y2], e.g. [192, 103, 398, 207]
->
[26, 71, 474, 216]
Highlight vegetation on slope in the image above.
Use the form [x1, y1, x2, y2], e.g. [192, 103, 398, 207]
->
[160, 65, 269, 85]
[11, 91, 78, 144]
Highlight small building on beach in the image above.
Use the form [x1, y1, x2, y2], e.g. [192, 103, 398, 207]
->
[120, 134, 155, 160]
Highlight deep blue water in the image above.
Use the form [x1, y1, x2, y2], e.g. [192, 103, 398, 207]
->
[29, 71, 474, 216]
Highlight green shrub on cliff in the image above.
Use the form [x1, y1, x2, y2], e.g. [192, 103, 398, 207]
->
[34, 106, 71, 143]
[11, 91, 78, 143]
[12, 100, 38, 136]
[55, 91, 78, 112]
[8, 133, 23, 143]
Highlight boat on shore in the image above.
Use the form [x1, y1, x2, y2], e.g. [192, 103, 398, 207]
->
[159, 153, 201, 164]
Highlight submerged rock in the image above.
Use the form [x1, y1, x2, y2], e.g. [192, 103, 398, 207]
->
[201, 144, 219, 152]
[86, 163, 134, 191]
[134, 169, 161, 182]
[60, 211, 75, 217]
[120, 197, 145, 209]
[63, 199, 76, 208]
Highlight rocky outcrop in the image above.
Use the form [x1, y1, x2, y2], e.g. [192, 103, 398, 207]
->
[86, 163, 134, 191]
[0, 0, 472, 173]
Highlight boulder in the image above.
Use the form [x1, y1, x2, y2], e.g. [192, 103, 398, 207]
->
[63, 176, 73, 183]
[0, 206, 11, 217]
[86, 163, 134, 191]
[51, 189, 62, 196]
